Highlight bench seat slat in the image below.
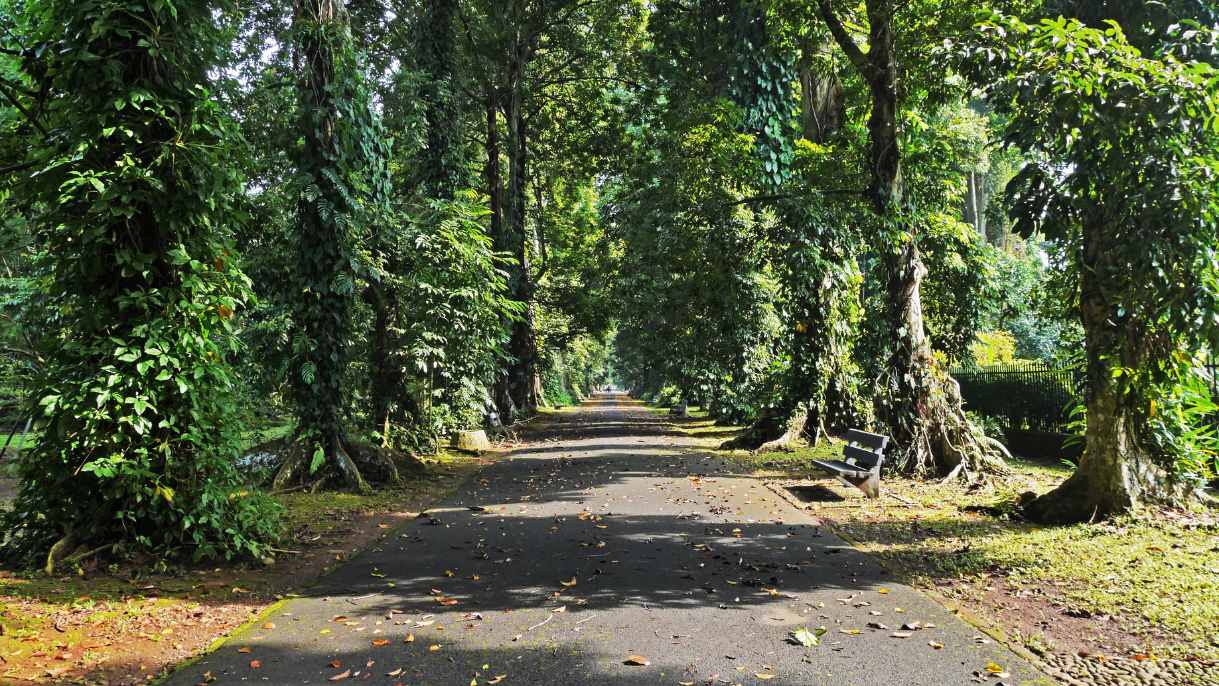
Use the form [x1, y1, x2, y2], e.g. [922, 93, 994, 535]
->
[810, 459, 873, 480]
[842, 444, 882, 468]
[845, 429, 888, 451]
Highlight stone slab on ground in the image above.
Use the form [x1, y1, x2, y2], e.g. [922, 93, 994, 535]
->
[451, 429, 492, 453]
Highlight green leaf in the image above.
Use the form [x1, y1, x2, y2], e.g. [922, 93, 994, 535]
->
[789, 626, 826, 647]
[308, 446, 326, 475]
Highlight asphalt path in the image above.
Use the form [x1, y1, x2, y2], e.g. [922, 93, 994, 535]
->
[169, 394, 1049, 686]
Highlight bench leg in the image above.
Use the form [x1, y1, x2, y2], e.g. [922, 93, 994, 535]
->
[842, 472, 881, 499]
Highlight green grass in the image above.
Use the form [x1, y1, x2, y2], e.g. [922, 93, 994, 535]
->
[0, 445, 492, 683]
[275, 448, 483, 533]
[715, 436, 1219, 660]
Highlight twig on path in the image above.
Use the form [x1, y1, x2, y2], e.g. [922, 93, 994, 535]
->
[574, 615, 595, 625]
[527, 614, 553, 632]
[346, 593, 377, 604]
[886, 492, 917, 507]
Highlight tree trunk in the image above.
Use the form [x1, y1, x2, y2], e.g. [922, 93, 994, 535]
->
[283, 0, 371, 492]
[369, 289, 395, 437]
[420, 0, 459, 198]
[732, 37, 852, 452]
[484, 85, 517, 422]
[1023, 218, 1187, 522]
[819, 0, 1005, 481]
[366, 0, 455, 440]
[798, 37, 844, 144]
[500, 38, 539, 416]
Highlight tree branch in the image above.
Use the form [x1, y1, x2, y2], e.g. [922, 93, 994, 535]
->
[0, 160, 36, 176]
[0, 77, 48, 136]
[816, 0, 873, 82]
[723, 188, 864, 208]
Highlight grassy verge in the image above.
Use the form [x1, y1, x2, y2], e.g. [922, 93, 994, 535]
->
[664, 410, 1219, 662]
[728, 440, 1219, 660]
[0, 447, 491, 685]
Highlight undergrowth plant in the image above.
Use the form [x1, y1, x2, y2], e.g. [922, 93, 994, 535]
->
[0, 0, 279, 566]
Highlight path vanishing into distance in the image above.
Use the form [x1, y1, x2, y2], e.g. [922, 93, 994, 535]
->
[170, 394, 1048, 686]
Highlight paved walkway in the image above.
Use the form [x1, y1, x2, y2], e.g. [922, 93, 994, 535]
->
[170, 395, 1049, 685]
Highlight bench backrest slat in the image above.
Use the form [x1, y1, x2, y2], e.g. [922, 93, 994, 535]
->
[842, 444, 882, 469]
[845, 429, 888, 452]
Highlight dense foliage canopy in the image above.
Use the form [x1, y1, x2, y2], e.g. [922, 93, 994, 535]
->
[0, 0, 1216, 564]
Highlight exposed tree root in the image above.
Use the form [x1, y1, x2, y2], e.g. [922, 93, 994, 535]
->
[877, 242, 1008, 487]
[346, 441, 407, 485]
[271, 434, 403, 494]
[45, 531, 77, 575]
[1021, 445, 1197, 524]
[754, 406, 810, 453]
[720, 404, 800, 451]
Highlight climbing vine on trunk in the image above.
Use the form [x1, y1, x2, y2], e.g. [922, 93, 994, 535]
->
[0, 0, 279, 565]
[278, 0, 396, 493]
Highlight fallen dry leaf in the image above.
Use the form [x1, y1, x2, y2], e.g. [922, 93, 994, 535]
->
[329, 660, 342, 669]
[487, 676, 507, 685]
[237, 647, 251, 654]
[328, 669, 351, 681]
[560, 577, 577, 588]
[428, 644, 441, 652]
[756, 673, 777, 680]
[623, 655, 651, 666]
[371, 639, 390, 647]
[249, 660, 262, 669]
[387, 668, 403, 677]
[404, 633, 415, 643]
[928, 641, 944, 650]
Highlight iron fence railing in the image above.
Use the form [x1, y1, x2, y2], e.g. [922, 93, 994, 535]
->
[950, 362, 1083, 434]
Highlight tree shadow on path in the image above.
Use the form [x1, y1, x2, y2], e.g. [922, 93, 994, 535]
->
[146, 395, 1050, 686]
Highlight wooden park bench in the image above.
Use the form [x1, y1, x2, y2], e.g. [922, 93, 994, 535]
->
[810, 429, 889, 499]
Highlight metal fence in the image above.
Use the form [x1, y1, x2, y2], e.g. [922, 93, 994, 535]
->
[950, 362, 1083, 434]
[953, 361, 1219, 436]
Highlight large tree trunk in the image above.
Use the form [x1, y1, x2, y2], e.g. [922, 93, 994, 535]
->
[500, 37, 540, 417]
[283, 0, 371, 493]
[819, 0, 1006, 482]
[367, 0, 456, 440]
[724, 267, 863, 451]
[1023, 218, 1187, 522]
[798, 37, 844, 144]
[420, 0, 458, 198]
[731, 37, 853, 452]
[484, 86, 517, 422]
